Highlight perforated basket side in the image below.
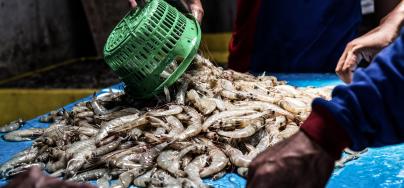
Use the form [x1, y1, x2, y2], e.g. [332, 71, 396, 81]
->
[104, 0, 200, 98]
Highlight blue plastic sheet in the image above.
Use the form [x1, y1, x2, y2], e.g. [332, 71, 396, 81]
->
[1, 74, 403, 187]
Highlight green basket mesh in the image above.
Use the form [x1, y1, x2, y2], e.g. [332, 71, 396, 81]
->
[103, 0, 201, 98]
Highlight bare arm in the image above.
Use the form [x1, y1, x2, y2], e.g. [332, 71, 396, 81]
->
[335, 0, 404, 83]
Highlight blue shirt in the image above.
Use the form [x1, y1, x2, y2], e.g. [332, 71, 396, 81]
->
[249, 0, 362, 73]
[314, 29, 404, 150]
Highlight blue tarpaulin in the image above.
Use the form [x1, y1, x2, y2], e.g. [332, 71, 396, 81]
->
[0, 74, 403, 187]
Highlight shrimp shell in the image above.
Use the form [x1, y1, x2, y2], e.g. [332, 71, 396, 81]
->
[202, 110, 257, 131]
[200, 147, 228, 178]
[217, 119, 264, 139]
[95, 114, 146, 144]
[0, 119, 24, 133]
[147, 105, 183, 117]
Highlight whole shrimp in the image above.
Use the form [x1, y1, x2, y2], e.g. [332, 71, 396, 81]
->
[157, 144, 207, 177]
[3, 162, 45, 179]
[157, 150, 185, 177]
[184, 154, 209, 188]
[139, 141, 172, 167]
[217, 119, 264, 139]
[97, 174, 111, 188]
[147, 105, 183, 117]
[150, 169, 181, 187]
[95, 114, 147, 144]
[3, 128, 45, 141]
[147, 116, 171, 130]
[279, 97, 309, 114]
[175, 106, 203, 141]
[0, 147, 39, 178]
[165, 115, 184, 137]
[222, 144, 251, 168]
[246, 130, 270, 159]
[232, 101, 294, 119]
[202, 110, 257, 131]
[116, 167, 149, 188]
[67, 168, 107, 182]
[175, 80, 189, 105]
[200, 146, 229, 178]
[133, 168, 156, 187]
[187, 89, 216, 115]
[65, 144, 96, 178]
[92, 137, 123, 158]
[0, 119, 24, 133]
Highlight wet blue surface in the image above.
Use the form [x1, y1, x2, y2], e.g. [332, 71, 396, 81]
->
[0, 75, 403, 187]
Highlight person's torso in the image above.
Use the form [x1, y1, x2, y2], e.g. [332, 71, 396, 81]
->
[229, 0, 362, 73]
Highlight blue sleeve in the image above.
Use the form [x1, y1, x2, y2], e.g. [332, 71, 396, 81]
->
[312, 29, 404, 151]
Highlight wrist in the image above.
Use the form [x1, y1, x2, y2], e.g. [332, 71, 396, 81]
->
[300, 106, 352, 160]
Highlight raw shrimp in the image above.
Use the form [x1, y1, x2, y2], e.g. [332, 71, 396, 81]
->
[150, 169, 181, 187]
[175, 80, 189, 105]
[0, 119, 24, 133]
[237, 167, 248, 177]
[147, 116, 171, 130]
[68, 168, 107, 182]
[129, 128, 143, 140]
[279, 122, 299, 139]
[133, 168, 156, 187]
[139, 141, 172, 167]
[97, 174, 111, 188]
[157, 150, 185, 177]
[95, 114, 146, 144]
[200, 147, 228, 178]
[157, 144, 207, 177]
[184, 154, 209, 187]
[4, 162, 45, 178]
[147, 105, 183, 117]
[187, 89, 216, 115]
[232, 101, 294, 119]
[65, 144, 95, 178]
[247, 131, 270, 159]
[92, 137, 123, 158]
[97, 135, 117, 146]
[175, 106, 203, 141]
[279, 97, 309, 114]
[222, 144, 251, 168]
[3, 128, 45, 141]
[165, 115, 185, 137]
[111, 166, 149, 188]
[217, 119, 264, 139]
[202, 110, 257, 131]
[0, 147, 39, 177]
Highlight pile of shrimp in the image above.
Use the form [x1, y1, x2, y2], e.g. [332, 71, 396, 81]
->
[0, 55, 335, 187]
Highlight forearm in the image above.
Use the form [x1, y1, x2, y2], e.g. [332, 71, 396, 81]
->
[380, 1, 404, 34]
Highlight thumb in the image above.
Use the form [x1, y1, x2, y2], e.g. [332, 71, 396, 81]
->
[192, 10, 202, 23]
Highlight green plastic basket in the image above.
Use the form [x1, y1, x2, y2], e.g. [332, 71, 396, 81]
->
[103, 0, 201, 98]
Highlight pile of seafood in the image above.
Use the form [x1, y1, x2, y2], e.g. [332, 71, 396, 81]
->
[0, 55, 335, 187]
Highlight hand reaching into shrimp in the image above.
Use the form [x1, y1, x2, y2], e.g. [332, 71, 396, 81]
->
[128, 0, 204, 23]
[336, 1, 404, 83]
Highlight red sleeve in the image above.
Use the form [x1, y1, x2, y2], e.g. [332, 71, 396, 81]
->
[301, 106, 352, 160]
[228, 0, 261, 72]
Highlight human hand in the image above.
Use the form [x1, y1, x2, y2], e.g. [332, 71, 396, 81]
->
[247, 131, 335, 188]
[4, 167, 95, 188]
[336, 4, 404, 83]
[128, 0, 204, 23]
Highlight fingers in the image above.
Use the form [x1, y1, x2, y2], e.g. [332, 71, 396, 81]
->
[191, 8, 204, 23]
[186, 0, 204, 23]
[128, 0, 137, 8]
[336, 44, 362, 84]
